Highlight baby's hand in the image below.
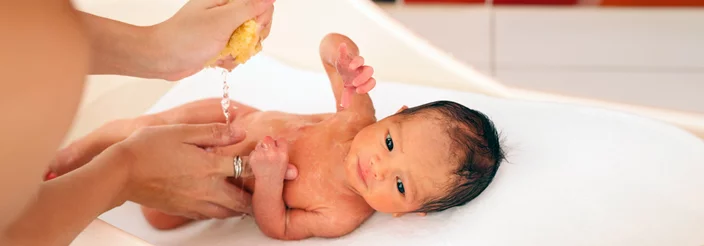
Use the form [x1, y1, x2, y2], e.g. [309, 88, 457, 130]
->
[249, 136, 290, 182]
[335, 43, 377, 109]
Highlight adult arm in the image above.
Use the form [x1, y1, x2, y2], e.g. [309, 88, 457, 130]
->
[0, 0, 90, 233]
[2, 150, 130, 246]
[0, 3, 110, 239]
[80, 0, 275, 81]
[46, 98, 299, 179]
[2, 122, 252, 246]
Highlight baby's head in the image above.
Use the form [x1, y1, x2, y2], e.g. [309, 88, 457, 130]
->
[345, 100, 504, 216]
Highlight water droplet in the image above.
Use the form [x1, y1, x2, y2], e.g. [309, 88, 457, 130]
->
[220, 68, 231, 124]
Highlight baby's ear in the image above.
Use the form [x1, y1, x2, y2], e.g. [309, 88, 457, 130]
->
[392, 213, 405, 218]
[395, 105, 409, 114]
[416, 212, 426, 217]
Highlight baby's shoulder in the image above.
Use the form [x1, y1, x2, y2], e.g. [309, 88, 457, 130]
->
[326, 111, 376, 132]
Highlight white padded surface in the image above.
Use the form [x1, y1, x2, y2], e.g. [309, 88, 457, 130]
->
[99, 55, 704, 246]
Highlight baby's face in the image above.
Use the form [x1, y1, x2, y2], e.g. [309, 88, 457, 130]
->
[344, 108, 456, 215]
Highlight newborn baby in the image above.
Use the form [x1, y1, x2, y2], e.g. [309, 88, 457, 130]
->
[142, 33, 506, 240]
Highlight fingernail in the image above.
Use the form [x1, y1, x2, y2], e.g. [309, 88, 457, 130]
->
[45, 172, 57, 181]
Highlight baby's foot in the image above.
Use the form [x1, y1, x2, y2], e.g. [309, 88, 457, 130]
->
[335, 43, 376, 108]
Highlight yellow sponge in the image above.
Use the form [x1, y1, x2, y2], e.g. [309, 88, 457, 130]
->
[205, 19, 262, 67]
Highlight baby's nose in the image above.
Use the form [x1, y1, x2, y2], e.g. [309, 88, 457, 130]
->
[371, 156, 385, 181]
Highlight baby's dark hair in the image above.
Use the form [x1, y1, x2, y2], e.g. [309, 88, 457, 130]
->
[397, 100, 505, 213]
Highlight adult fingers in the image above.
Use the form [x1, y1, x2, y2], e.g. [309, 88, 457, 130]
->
[255, 5, 274, 40]
[214, 155, 298, 180]
[207, 180, 253, 214]
[259, 19, 272, 41]
[254, 4, 273, 25]
[213, 154, 253, 178]
[197, 202, 242, 219]
[47, 144, 85, 177]
[49, 116, 163, 177]
[217, 0, 275, 31]
[48, 131, 111, 177]
[175, 123, 246, 147]
[217, 56, 238, 71]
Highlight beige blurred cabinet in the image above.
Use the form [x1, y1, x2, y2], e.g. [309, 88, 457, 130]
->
[379, 4, 704, 113]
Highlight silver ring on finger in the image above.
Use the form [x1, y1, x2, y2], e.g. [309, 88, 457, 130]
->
[233, 155, 242, 179]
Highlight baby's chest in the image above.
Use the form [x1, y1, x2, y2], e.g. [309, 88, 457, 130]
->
[281, 149, 347, 209]
[282, 164, 340, 210]
[238, 111, 317, 139]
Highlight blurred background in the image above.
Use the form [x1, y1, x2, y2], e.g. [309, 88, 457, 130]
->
[372, 0, 704, 113]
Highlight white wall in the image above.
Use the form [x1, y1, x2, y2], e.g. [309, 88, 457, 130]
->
[380, 4, 704, 113]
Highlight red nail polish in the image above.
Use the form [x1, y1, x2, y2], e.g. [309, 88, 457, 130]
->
[45, 172, 57, 181]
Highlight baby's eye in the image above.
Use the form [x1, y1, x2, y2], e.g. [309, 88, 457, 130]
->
[385, 133, 394, 151]
[396, 177, 405, 194]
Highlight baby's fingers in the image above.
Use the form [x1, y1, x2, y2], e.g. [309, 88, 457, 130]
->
[351, 66, 374, 87]
[253, 136, 288, 162]
[348, 56, 364, 71]
[338, 43, 349, 59]
[355, 78, 376, 94]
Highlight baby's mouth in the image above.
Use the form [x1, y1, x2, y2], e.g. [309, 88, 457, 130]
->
[356, 158, 368, 189]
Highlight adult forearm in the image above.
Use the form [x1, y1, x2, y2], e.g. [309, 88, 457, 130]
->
[78, 12, 162, 79]
[1, 152, 128, 246]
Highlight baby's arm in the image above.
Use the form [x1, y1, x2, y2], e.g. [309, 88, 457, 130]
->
[319, 33, 376, 118]
[249, 137, 361, 240]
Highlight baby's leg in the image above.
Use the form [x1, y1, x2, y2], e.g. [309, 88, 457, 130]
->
[157, 98, 260, 125]
[141, 177, 253, 230]
[141, 206, 194, 230]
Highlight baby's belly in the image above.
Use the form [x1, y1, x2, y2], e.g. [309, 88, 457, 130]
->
[229, 172, 336, 211]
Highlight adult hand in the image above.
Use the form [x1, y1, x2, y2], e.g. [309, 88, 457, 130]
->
[46, 99, 298, 181]
[46, 99, 221, 179]
[150, 0, 276, 80]
[110, 123, 251, 218]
